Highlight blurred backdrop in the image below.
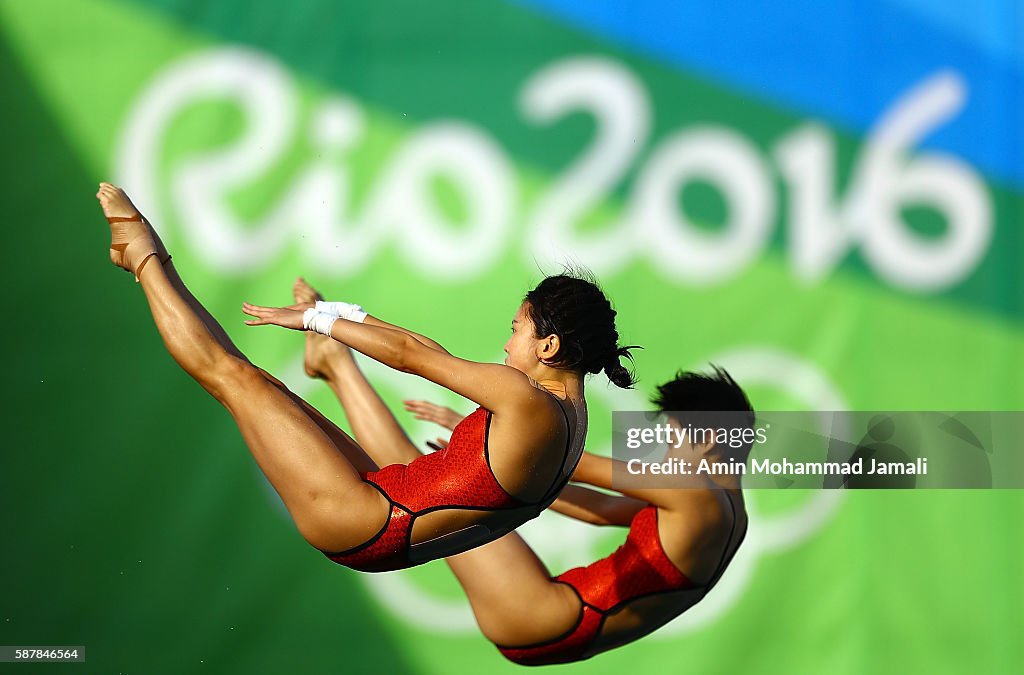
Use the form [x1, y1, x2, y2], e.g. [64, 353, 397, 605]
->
[1, 0, 1022, 673]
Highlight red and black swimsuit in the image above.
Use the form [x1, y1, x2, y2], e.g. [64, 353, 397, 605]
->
[498, 498, 744, 665]
[324, 405, 579, 573]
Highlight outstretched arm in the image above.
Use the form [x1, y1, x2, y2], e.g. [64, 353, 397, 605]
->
[242, 303, 544, 417]
[403, 400, 465, 431]
[571, 452, 681, 510]
[364, 316, 449, 354]
[549, 484, 646, 527]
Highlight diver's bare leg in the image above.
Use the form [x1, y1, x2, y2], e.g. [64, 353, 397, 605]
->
[97, 183, 386, 552]
[295, 277, 421, 467]
[446, 534, 582, 647]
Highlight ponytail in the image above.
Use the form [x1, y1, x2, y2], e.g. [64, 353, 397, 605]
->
[602, 345, 640, 389]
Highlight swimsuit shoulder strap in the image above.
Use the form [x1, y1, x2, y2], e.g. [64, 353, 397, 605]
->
[702, 491, 747, 591]
[538, 395, 586, 507]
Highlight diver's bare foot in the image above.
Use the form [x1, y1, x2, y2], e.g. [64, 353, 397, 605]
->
[293, 276, 324, 305]
[96, 182, 158, 279]
[293, 277, 349, 379]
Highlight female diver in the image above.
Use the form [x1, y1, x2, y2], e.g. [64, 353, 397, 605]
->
[295, 274, 749, 665]
[96, 182, 635, 572]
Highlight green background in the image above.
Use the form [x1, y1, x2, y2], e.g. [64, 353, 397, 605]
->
[1, 0, 1021, 673]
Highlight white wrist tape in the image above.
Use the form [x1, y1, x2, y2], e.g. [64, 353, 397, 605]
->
[315, 300, 367, 323]
[302, 308, 339, 336]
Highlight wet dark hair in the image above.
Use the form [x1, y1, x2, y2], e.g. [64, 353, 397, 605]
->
[652, 366, 755, 454]
[524, 272, 638, 388]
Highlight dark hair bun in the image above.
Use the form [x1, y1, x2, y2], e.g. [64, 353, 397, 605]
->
[604, 362, 633, 388]
[525, 271, 639, 389]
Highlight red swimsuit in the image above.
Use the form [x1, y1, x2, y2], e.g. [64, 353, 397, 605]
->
[498, 503, 743, 665]
[324, 406, 577, 573]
